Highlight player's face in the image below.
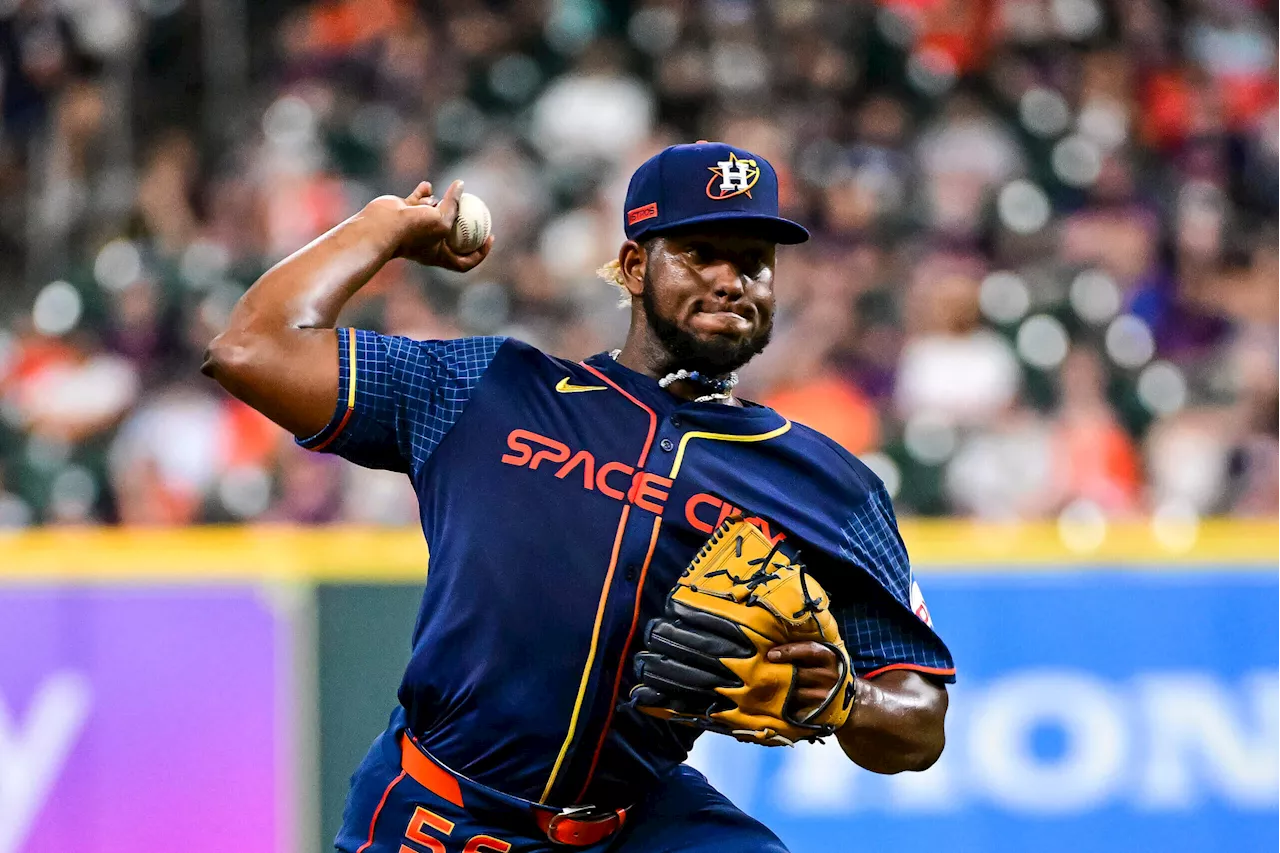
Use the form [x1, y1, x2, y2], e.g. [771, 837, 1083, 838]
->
[641, 227, 777, 375]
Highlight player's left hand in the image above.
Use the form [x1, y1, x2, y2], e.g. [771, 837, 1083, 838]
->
[628, 516, 857, 746]
[768, 642, 846, 721]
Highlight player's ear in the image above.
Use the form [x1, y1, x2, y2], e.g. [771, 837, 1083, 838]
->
[618, 240, 647, 298]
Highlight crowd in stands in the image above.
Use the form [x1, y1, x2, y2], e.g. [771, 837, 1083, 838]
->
[0, 0, 1275, 527]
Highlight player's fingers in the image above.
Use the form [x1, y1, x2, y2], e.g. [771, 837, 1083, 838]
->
[450, 235, 494, 272]
[794, 663, 838, 686]
[437, 179, 464, 227]
[406, 181, 433, 204]
[767, 641, 836, 666]
[788, 660, 839, 681]
[792, 684, 834, 708]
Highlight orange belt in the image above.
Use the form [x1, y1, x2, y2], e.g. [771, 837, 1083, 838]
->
[398, 733, 628, 847]
[532, 806, 627, 847]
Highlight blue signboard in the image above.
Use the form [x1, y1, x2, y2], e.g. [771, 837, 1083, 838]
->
[687, 568, 1279, 853]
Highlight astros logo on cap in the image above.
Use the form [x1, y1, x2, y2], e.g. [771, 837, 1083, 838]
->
[706, 152, 760, 200]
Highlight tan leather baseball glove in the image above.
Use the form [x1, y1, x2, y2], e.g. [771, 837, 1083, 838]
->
[626, 515, 856, 746]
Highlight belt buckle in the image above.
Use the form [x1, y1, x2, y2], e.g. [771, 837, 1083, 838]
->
[545, 805, 622, 847]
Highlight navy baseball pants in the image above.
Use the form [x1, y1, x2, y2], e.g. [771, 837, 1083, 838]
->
[336, 725, 789, 853]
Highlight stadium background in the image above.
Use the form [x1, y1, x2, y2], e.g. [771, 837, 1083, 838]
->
[0, 0, 1276, 851]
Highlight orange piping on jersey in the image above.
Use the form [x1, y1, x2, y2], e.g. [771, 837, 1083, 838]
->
[311, 406, 355, 452]
[579, 363, 657, 468]
[861, 663, 956, 680]
[310, 328, 359, 452]
[355, 770, 406, 853]
[537, 359, 661, 803]
[541, 504, 632, 804]
[574, 514, 663, 802]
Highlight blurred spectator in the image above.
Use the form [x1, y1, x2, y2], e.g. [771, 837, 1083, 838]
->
[0, 462, 34, 528]
[6, 330, 139, 444]
[895, 256, 1021, 426]
[136, 130, 202, 257]
[343, 466, 420, 525]
[530, 40, 655, 168]
[1145, 410, 1233, 516]
[0, 0, 99, 142]
[945, 404, 1055, 520]
[108, 385, 227, 525]
[1050, 348, 1142, 514]
[915, 93, 1023, 236]
[1220, 328, 1280, 516]
[262, 448, 345, 524]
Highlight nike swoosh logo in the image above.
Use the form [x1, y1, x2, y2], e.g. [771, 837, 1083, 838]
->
[555, 377, 607, 394]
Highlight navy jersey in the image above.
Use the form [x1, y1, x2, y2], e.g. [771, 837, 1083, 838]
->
[301, 330, 955, 809]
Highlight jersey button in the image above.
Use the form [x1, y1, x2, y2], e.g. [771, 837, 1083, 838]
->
[670, 415, 682, 427]
[659, 438, 674, 452]
[625, 565, 638, 582]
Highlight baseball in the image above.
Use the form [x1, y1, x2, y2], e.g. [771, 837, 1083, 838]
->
[448, 192, 492, 254]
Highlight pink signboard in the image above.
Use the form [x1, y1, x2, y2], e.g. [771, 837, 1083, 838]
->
[0, 588, 291, 853]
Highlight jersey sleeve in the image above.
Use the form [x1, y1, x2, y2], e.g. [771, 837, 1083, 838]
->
[296, 328, 505, 475]
[832, 485, 956, 683]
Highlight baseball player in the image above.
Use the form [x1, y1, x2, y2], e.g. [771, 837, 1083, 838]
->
[204, 142, 954, 852]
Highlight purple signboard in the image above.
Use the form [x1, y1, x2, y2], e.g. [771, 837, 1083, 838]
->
[0, 588, 290, 853]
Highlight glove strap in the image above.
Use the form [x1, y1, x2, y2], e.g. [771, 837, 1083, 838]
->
[791, 643, 854, 730]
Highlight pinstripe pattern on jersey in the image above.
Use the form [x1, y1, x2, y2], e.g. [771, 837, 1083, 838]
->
[298, 330, 505, 474]
[832, 485, 954, 680]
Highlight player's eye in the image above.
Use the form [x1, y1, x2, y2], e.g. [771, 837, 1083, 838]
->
[687, 243, 714, 264]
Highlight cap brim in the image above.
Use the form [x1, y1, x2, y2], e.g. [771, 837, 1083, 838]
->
[637, 211, 810, 245]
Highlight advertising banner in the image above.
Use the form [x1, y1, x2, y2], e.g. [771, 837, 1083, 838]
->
[0, 588, 289, 853]
[688, 568, 1279, 853]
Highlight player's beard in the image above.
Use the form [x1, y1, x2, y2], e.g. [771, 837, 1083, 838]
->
[641, 267, 773, 377]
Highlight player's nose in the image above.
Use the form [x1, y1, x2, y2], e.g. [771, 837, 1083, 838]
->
[707, 262, 747, 300]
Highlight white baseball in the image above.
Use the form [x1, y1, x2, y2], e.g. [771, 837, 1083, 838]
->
[448, 192, 492, 254]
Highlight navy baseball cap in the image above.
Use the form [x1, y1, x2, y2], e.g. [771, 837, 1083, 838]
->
[622, 142, 809, 245]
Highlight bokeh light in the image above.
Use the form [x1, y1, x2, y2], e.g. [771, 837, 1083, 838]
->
[1057, 498, 1107, 553]
[1020, 88, 1071, 138]
[1069, 270, 1121, 324]
[1017, 314, 1071, 370]
[32, 281, 83, 337]
[903, 414, 958, 465]
[94, 239, 143, 291]
[1105, 315, 1156, 369]
[1052, 135, 1103, 187]
[1137, 361, 1188, 416]
[998, 180, 1052, 234]
[980, 271, 1032, 324]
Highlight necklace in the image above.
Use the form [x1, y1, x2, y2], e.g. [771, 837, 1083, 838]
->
[609, 350, 738, 403]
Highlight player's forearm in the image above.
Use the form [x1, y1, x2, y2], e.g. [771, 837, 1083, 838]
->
[835, 670, 947, 774]
[210, 201, 403, 354]
[202, 199, 404, 435]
